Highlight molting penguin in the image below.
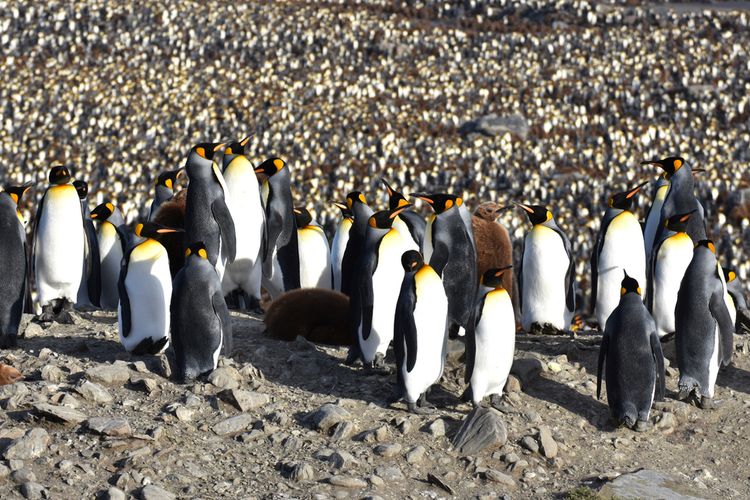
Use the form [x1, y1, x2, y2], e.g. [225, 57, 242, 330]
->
[294, 207, 332, 289]
[90, 203, 129, 310]
[382, 179, 425, 248]
[118, 222, 180, 355]
[721, 267, 750, 334]
[643, 175, 669, 261]
[394, 250, 449, 413]
[255, 157, 299, 298]
[73, 180, 101, 309]
[330, 201, 353, 292]
[152, 189, 187, 278]
[0, 182, 32, 347]
[592, 182, 647, 329]
[516, 203, 575, 333]
[148, 168, 183, 221]
[597, 272, 665, 430]
[472, 202, 515, 301]
[339, 191, 374, 297]
[171, 241, 233, 381]
[264, 288, 350, 346]
[465, 266, 516, 407]
[220, 138, 265, 310]
[33, 166, 86, 323]
[184, 142, 236, 281]
[675, 240, 735, 408]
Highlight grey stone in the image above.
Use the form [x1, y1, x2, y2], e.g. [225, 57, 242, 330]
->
[328, 475, 367, 488]
[427, 472, 455, 495]
[451, 406, 507, 455]
[599, 469, 709, 500]
[521, 436, 539, 453]
[86, 364, 131, 385]
[426, 418, 446, 437]
[32, 403, 86, 425]
[87, 417, 132, 437]
[307, 404, 351, 433]
[373, 466, 404, 481]
[40, 365, 65, 383]
[212, 413, 254, 435]
[329, 450, 358, 470]
[510, 358, 544, 387]
[139, 484, 176, 500]
[485, 469, 515, 487]
[538, 426, 558, 459]
[657, 412, 678, 430]
[331, 421, 357, 442]
[218, 389, 269, 412]
[288, 462, 315, 482]
[20, 482, 46, 499]
[405, 445, 426, 464]
[2, 428, 50, 460]
[373, 443, 401, 458]
[504, 374, 522, 393]
[12, 468, 36, 483]
[103, 487, 126, 500]
[208, 367, 242, 390]
[76, 381, 114, 404]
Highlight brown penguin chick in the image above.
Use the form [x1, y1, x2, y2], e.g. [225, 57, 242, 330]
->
[152, 189, 187, 278]
[264, 289, 352, 346]
[0, 364, 22, 385]
[472, 202, 514, 295]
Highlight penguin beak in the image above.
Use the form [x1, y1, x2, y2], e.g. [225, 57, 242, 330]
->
[494, 205, 513, 215]
[239, 134, 254, 148]
[494, 265, 513, 276]
[90, 213, 98, 219]
[389, 206, 409, 219]
[640, 159, 665, 168]
[692, 168, 706, 174]
[625, 181, 649, 199]
[381, 178, 394, 196]
[513, 201, 534, 214]
[331, 201, 348, 210]
[156, 228, 182, 234]
[293, 208, 302, 215]
[409, 193, 433, 205]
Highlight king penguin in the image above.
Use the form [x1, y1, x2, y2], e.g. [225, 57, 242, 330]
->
[592, 182, 647, 329]
[515, 203, 575, 333]
[118, 221, 180, 354]
[171, 241, 233, 381]
[73, 180, 101, 309]
[294, 207, 332, 289]
[597, 271, 665, 430]
[465, 266, 516, 407]
[148, 168, 183, 221]
[381, 179, 425, 248]
[33, 166, 86, 323]
[220, 137, 265, 310]
[184, 142, 236, 282]
[643, 175, 669, 261]
[472, 202, 515, 306]
[675, 240, 735, 408]
[90, 202, 129, 310]
[330, 201, 353, 292]
[722, 267, 750, 334]
[0, 182, 32, 347]
[255, 157, 299, 298]
[394, 250, 449, 413]
[339, 191, 374, 297]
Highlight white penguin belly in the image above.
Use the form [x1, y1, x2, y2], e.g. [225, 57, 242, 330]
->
[421, 215, 435, 263]
[35, 185, 85, 305]
[644, 185, 668, 259]
[297, 226, 332, 289]
[707, 324, 720, 398]
[596, 213, 646, 328]
[718, 262, 737, 326]
[393, 217, 420, 250]
[98, 222, 123, 310]
[118, 240, 172, 353]
[521, 226, 570, 331]
[471, 289, 516, 403]
[403, 266, 448, 403]
[331, 219, 351, 291]
[653, 234, 693, 337]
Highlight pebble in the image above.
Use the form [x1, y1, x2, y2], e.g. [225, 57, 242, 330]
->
[289, 462, 315, 482]
[20, 482, 47, 499]
[328, 475, 367, 489]
[2, 428, 50, 460]
[12, 468, 37, 484]
[485, 469, 515, 487]
[373, 443, 402, 458]
[374, 466, 404, 481]
[426, 418, 446, 437]
[85, 364, 131, 385]
[331, 421, 357, 442]
[521, 436, 539, 453]
[219, 389, 269, 412]
[103, 487, 126, 500]
[307, 404, 351, 434]
[40, 365, 65, 383]
[208, 367, 242, 390]
[139, 484, 176, 500]
[212, 413, 254, 436]
[76, 381, 114, 404]
[547, 361, 563, 373]
[504, 375, 522, 393]
[538, 426, 558, 459]
[87, 417, 132, 437]
[510, 358, 545, 386]
[329, 450, 358, 470]
[405, 445, 426, 464]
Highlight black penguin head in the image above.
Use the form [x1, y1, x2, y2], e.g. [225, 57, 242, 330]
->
[192, 142, 225, 161]
[410, 193, 460, 214]
[382, 179, 410, 210]
[155, 169, 183, 190]
[49, 165, 72, 185]
[185, 242, 209, 261]
[223, 135, 253, 157]
[620, 270, 641, 296]
[481, 265, 513, 288]
[331, 201, 353, 219]
[722, 266, 738, 283]
[695, 239, 716, 254]
[368, 207, 407, 230]
[401, 250, 424, 272]
[293, 207, 313, 228]
[134, 221, 182, 239]
[608, 181, 648, 210]
[345, 191, 368, 210]
[641, 156, 685, 179]
[254, 157, 285, 177]
[515, 202, 552, 225]
[73, 180, 88, 199]
[91, 202, 115, 221]
[3, 182, 33, 205]
[664, 210, 695, 232]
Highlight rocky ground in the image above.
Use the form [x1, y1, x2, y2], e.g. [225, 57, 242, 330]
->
[0, 311, 749, 499]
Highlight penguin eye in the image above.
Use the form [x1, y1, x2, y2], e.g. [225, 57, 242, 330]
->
[198, 248, 208, 259]
[185, 248, 192, 257]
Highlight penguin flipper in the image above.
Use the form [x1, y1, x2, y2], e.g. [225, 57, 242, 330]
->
[118, 250, 134, 338]
[394, 274, 414, 387]
[428, 234, 450, 277]
[212, 199, 236, 262]
[85, 221, 102, 307]
[597, 332, 608, 400]
[212, 290, 233, 355]
[517, 241, 524, 313]
[564, 242, 576, 314]
[400, 210, 426, 247]
[650, 330, 666, 402]
[710, 283, 735, 366]
[590, 246, 598, 317]
[30, 191, 48, 298]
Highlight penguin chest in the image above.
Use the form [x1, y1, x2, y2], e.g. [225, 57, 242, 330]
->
[97, 222, 124, 310]
[522, 226, 569, 329]
[224, 162, 264, 262]
[644, 185, 669, 256]
[393, 216, 419, 250]
[653, 233, 693, 337]
[472, 290, 516, 402]
[422, 215, 436, 262]
[297, 226, 332, 289]
[331, 219, 352, 291]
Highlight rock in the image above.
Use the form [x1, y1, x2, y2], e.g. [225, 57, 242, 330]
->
[451, 406, 507, 455]
[24, 322, 44, 338]
[2, 428, 49, 460]
[76, 381, 114, 404]
[331, 421, 356, 442]
[426, 418, 446, 437]
[446, 338, 465, 362]
[510, 358, 544, 387]
[373, 466, 404, 481]
[103, 487, 126, 500]
[130, 375, 159, 394]
[504, 375, 521, 393]
[547, 361, 562, 373]
[329, 450, 358, 470]
[307, 404, 351, 433]
[656, 412, 677, 430]
[328, 475, 367, 488]
[12, 468, 36, 483]
[521, 436, 539, 453]
[40, 365, 65, 383]
[427, 472, 455, 495]
[87, 417, 132, 437]
[20, 482, 47, 499]
[212, 413, 254, 436]
[139, 484, 176, 500]
[284, 462, 315, 482]
[405, 445, 426, 464]
[599, 469, 707, 499]
[392, 416, 412, 435]
[218, 389, 269, 412]
[485, 469, 515, 487]
[373, 443, 401, 458]
[538, 426, 558, 459]
[86, 364, 131, 385]
[32, 403, 86, 425]
[460, 113, 530, 139]
[208, 367, 242, 390]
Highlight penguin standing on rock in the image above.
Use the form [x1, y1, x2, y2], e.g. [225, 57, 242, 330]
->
[597, 272, 665, 431]
[381, 179, 425, 248]
[33, 166, 86, 323]
[171, 241, 233, 381]
[90, 203, 129, 310]
[148, 168, 183, 221]
[339, 191, 374, 297]
[74, 180, 101, 309]
[675, 240, 735, 408]
[294, 207, 332, 289]
[394, 250, 449, 413]
[0, 182, 32, 347]
[330, 201, 353, 292]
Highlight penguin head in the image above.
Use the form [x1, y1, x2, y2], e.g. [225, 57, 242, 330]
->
[381, 179, 410, 210]
[192, 142, 225, 161]
[695, 239, 716, 254]
[48, 165, 72, 185]
[3, 182, 33, 206]
[641, 156, 686, 179]
[223, 135, 253, 157]
[608, 181, 648, 210]
[722, 267, 738, 283]
[620, 270, 641, 296]
[481, 265, 513, 288]
[345, 191, 368, 210]
[515, 202, 552, 225]
[185, 241, 209, 261]
[664, 210, 695, 232]
[401, 250, 424, 272]
[254, 157, 286, 177]
[134, 221, 182, 239]
[155, 169, 183, 190]
[293, 207, 313, 228]
[91, 202, 116, 221]
[368, 207, 407, 230]
[410, 193, 461, 214]
[331, 201, 353, 219]
[474, 201, 511, 221]
[73, 180, 88, 199]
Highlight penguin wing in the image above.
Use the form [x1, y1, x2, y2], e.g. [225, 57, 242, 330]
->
[428, 223, 450, 277]
[117, 250, 134, 338]
[560, 230, 576, 313]
[596, 331, 608, 400]
[114, 225, 131, 254]
[464, 294, 485, 383]
[262, 190, 282, 265]
[394, 274, 418, 373]
[589, 244, 598, 317]
[458, 205, 476, 249]
[517, 240, 524, 312]
[212, 198, 236, 262]
[212, 289, 233, 354]
[649, 330, 666, 402]
[359, 263, 376, 342]
[710, 282, 736, 366]
[85, 220, 102, 307]
[30, 190, 48, 285]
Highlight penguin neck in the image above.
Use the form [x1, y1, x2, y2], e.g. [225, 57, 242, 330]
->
[155, 185, 174, 202]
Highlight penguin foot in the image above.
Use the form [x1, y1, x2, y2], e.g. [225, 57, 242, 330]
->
[407, 402, 434, 415]
[344, 347, 361, 366]
[371, 353, 391, 374]
[489, 393, 504, 408]
[634, 420, 651, 432]
[698, 396, 717, 410]
[36, 306, 56, 324]
[55, 310, 78, 325]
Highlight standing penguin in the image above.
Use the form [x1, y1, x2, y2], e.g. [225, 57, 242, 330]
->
[643, 175, 669, 261]
[516, 203, 575, 333]
[33, 166, 86, 323]
[722, 267, 750, 334]
[221, 138, 265, 309]
[339, 191, 374, 297]
[675, 240, 735, 408]
[73, 180, 101, 309]
[592, 182, 647, 329]
[118, 222, 180, 354]
[597, 272, 665, 430]
[330, 201, 353, 292]
[413, 193, 477, 332]
[91, 203, 129, 310]
[472, 202, 515, 299]
[649, 211, 696, 339]
[184, 142, 236, 281]
[0, 182, 32, 347]
[255, 157, 299, 298]
[148, 168, 183, 221]
[171, 241, 233, 381]
[381, 179, 425, 248]
[465, 266, 516, 407]
[394, 250, 449, 413]
[294, 207, 332, 289]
